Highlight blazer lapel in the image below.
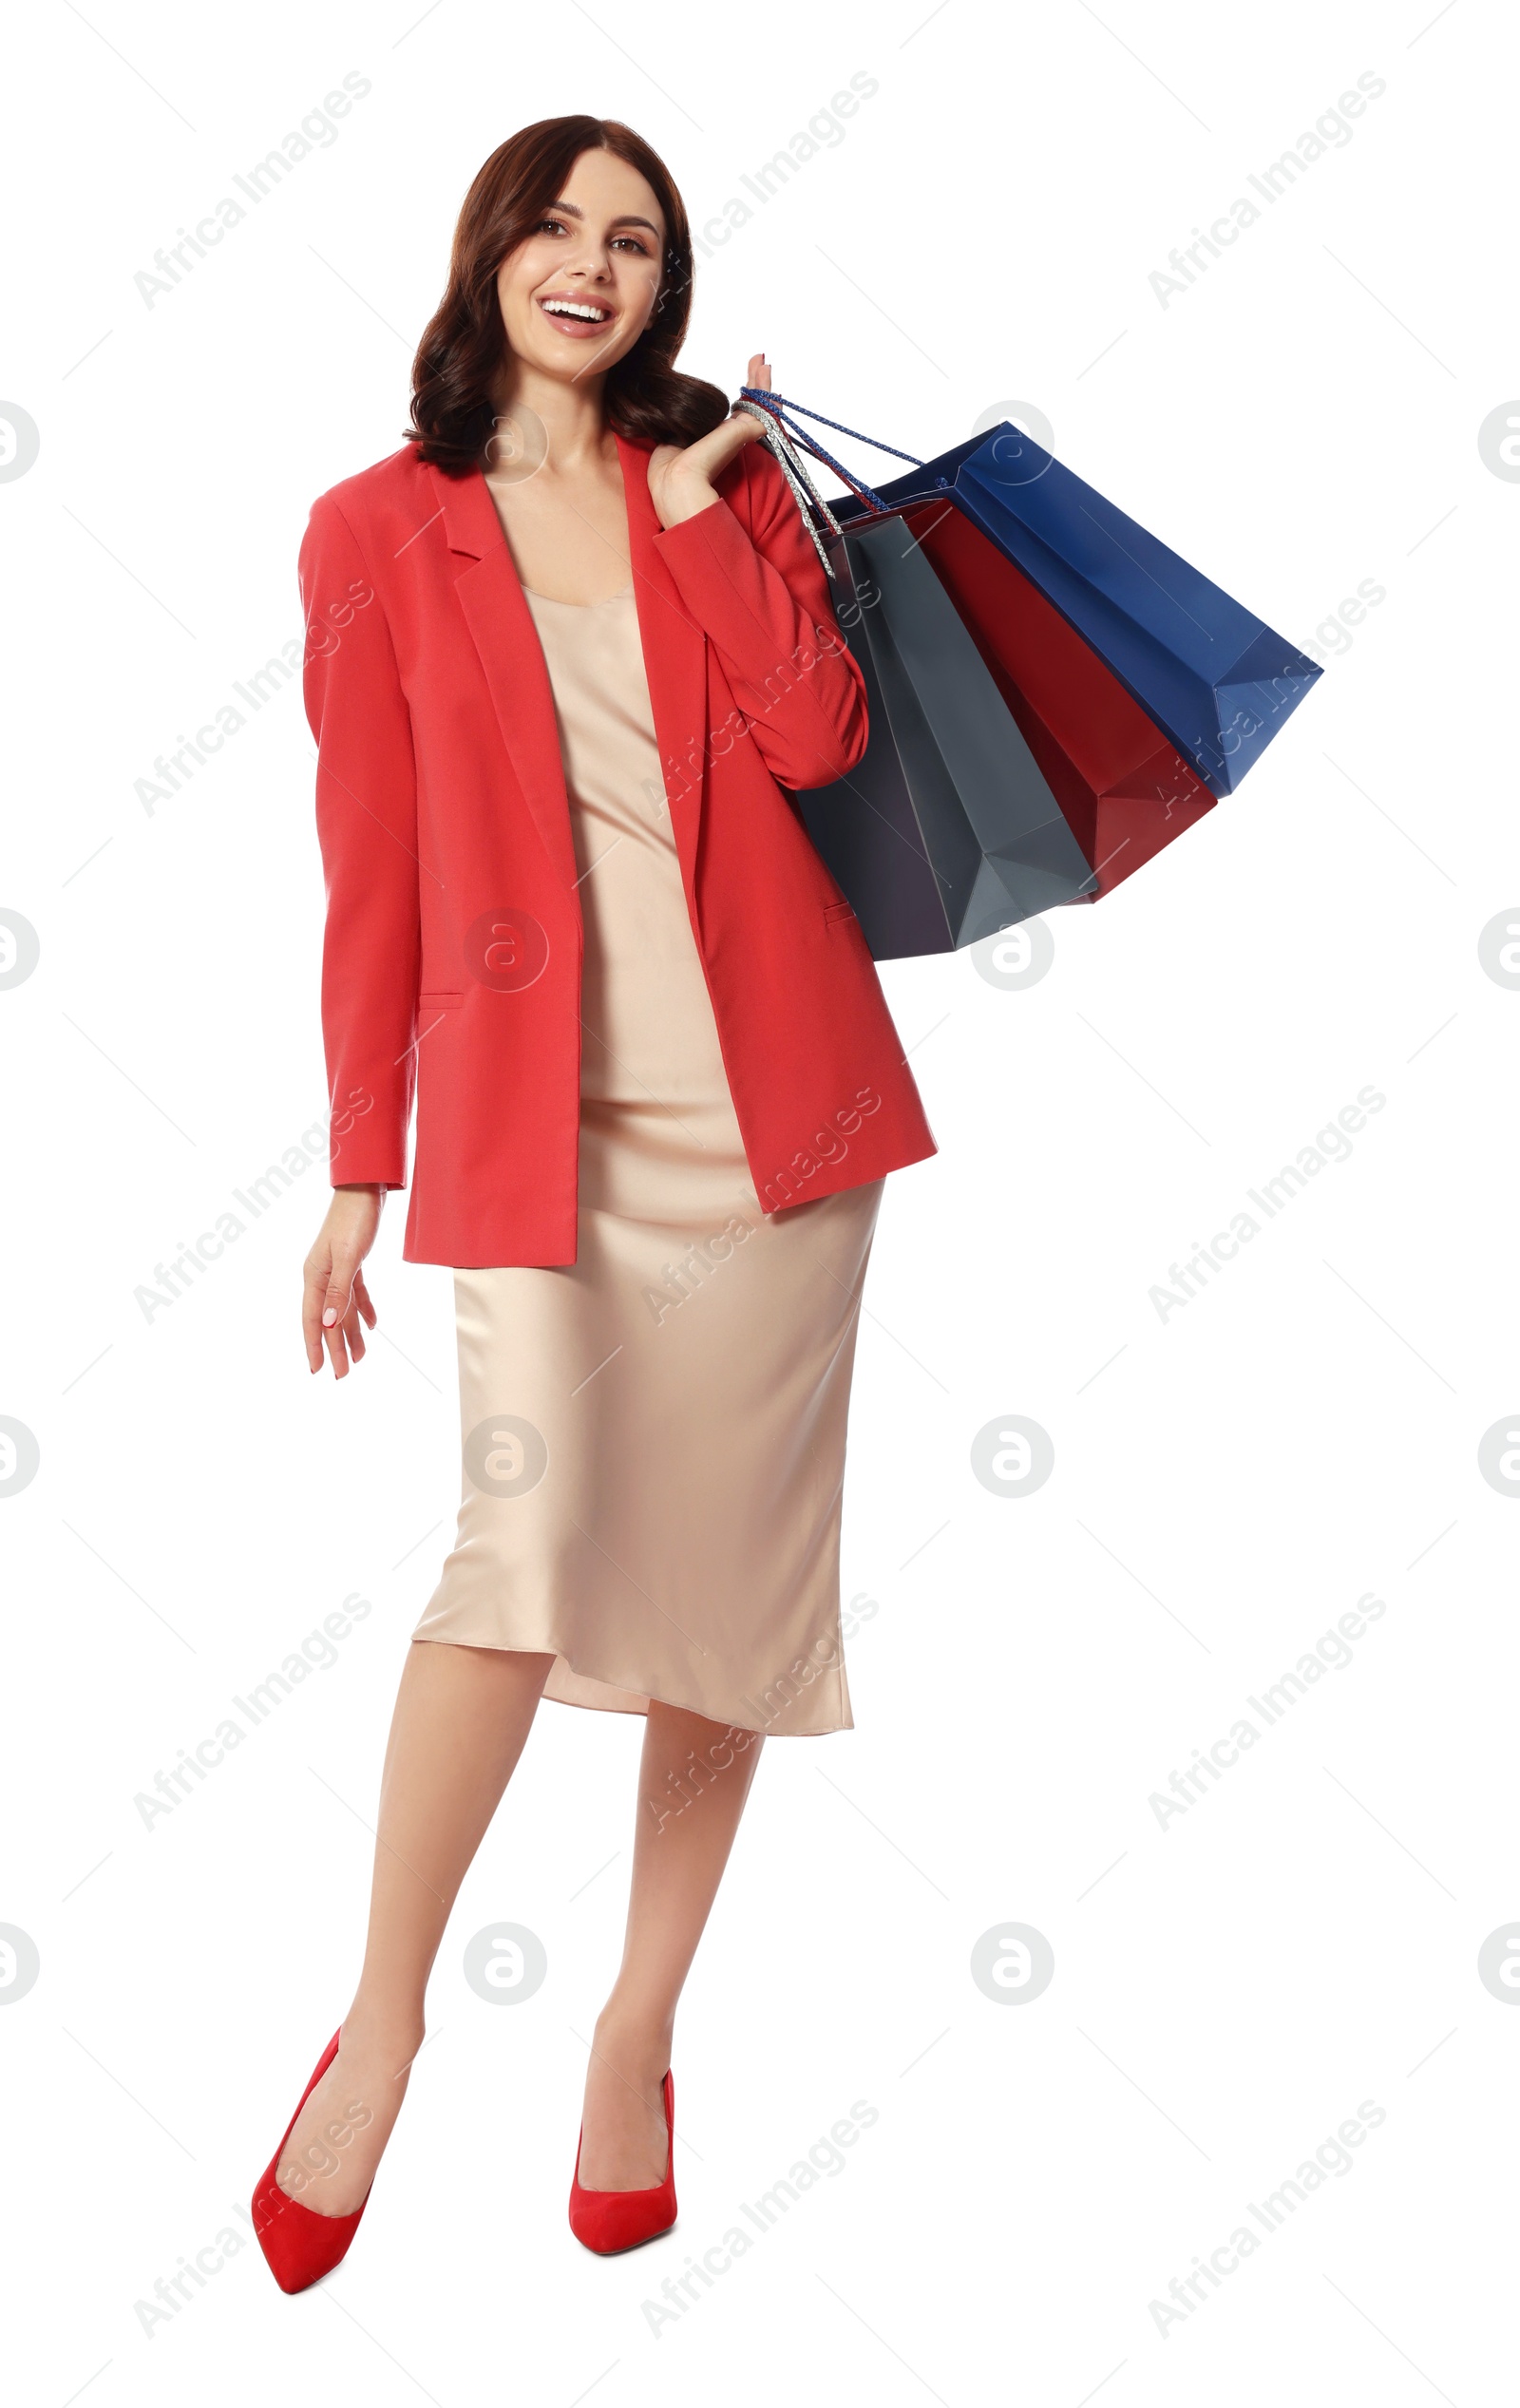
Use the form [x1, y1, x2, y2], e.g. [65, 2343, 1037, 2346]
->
[616, 429, 709, 870]
[427, 459, 578, 894]
[426, 439, 710, 897]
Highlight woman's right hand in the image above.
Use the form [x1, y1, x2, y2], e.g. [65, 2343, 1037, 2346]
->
[303, 1185, 383, 1377]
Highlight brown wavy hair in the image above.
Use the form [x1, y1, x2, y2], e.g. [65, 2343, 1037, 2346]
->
[407, 117, 731, 477]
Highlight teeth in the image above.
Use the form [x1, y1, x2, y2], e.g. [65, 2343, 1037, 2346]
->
[542, 299, 609, 321]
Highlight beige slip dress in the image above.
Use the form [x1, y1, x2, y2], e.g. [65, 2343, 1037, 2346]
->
[411, 578, 884, 1736]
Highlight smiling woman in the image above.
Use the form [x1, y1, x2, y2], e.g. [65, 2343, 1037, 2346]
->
[408, 114, 729, 474]
[251, 111, 936, 2299]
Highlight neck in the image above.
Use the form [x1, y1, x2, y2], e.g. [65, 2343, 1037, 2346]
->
[489, 368, 615, 475]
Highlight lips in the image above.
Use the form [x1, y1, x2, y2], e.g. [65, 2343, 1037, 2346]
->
[538, 294, 616, 338]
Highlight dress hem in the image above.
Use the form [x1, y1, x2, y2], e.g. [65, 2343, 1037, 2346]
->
[408, 1629, 853, 1737]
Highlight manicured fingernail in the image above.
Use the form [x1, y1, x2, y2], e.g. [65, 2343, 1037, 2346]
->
[322, 1308, 337, 1325]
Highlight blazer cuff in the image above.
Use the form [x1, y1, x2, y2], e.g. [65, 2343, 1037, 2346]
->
[328, 1083, 411, 1188]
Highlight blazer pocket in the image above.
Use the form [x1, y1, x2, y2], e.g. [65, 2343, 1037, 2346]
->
[823, 900, 857, 926]
[417, 990, 463, 1009]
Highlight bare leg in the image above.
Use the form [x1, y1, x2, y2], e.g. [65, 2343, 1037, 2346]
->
[275, 1640, 556, 2216]
[578, 1702, 764, 2190]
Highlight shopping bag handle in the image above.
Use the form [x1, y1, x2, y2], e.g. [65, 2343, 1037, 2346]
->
[732, 397, 846, 575]
[735, 388, 938, 518]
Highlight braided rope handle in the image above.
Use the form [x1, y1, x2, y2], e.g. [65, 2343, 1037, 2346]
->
[735, 389, 929, 505]
[731, 398, 845, 577]
[730, 388, 944, 576]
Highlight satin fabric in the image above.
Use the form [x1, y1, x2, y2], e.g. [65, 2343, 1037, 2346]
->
[413, 586, 881, 1736]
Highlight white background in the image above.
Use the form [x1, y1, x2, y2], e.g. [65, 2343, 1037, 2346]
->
[2, 1, 1514, 2400]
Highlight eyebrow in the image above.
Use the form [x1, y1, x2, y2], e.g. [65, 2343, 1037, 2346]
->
[543, 199, 663, 238]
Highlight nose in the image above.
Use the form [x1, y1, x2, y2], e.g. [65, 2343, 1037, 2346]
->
[563, 237, 613, 281]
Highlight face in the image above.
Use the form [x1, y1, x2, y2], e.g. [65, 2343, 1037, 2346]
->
[495, 147, 667, 387]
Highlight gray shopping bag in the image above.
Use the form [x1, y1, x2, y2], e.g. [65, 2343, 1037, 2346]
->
[791, 515, 1098, 959]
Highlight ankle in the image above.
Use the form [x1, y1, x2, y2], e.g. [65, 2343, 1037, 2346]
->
[591, 2003, 674, 2079]
[338, 2001, 426, 2070]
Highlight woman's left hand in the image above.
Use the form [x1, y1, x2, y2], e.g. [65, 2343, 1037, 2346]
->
[647, 352, 772, 529]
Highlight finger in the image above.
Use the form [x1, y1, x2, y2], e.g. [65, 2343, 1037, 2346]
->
[707, 415, 763, 469]
[712, 408, 761, 452]
[321, 1257, 358, 1334]
[302, 1255, 332, 1372]
[320, 1257, 360, 1377]
[343, 1299, 368, 1367]
[352, 1270, 378, 1330]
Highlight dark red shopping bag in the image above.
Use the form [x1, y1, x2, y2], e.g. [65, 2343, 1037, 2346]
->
[903, 501, 1217, 900]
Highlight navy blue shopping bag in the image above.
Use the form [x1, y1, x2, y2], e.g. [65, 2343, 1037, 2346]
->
[737, 390, 1321, 799]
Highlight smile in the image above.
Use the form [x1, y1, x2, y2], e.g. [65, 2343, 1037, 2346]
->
[538, 296, 615, 336]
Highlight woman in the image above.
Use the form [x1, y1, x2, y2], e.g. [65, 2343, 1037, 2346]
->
[252, 114, 936, 2292]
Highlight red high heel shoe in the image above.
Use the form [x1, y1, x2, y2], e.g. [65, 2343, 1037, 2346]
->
[251, 2031, 373, 2293]
[569, 2068, 677, 2254]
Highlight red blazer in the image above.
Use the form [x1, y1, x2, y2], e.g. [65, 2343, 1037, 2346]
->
[297, 427, 937, 1266]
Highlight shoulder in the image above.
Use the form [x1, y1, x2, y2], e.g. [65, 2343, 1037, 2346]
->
[304, 444, 436, 558]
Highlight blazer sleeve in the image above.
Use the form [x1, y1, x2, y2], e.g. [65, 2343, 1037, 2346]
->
[650, 441, 869, 791]
[297, 492, 421, 1189]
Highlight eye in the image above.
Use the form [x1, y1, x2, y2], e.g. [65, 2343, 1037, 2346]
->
[533, 216, 652, 256]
